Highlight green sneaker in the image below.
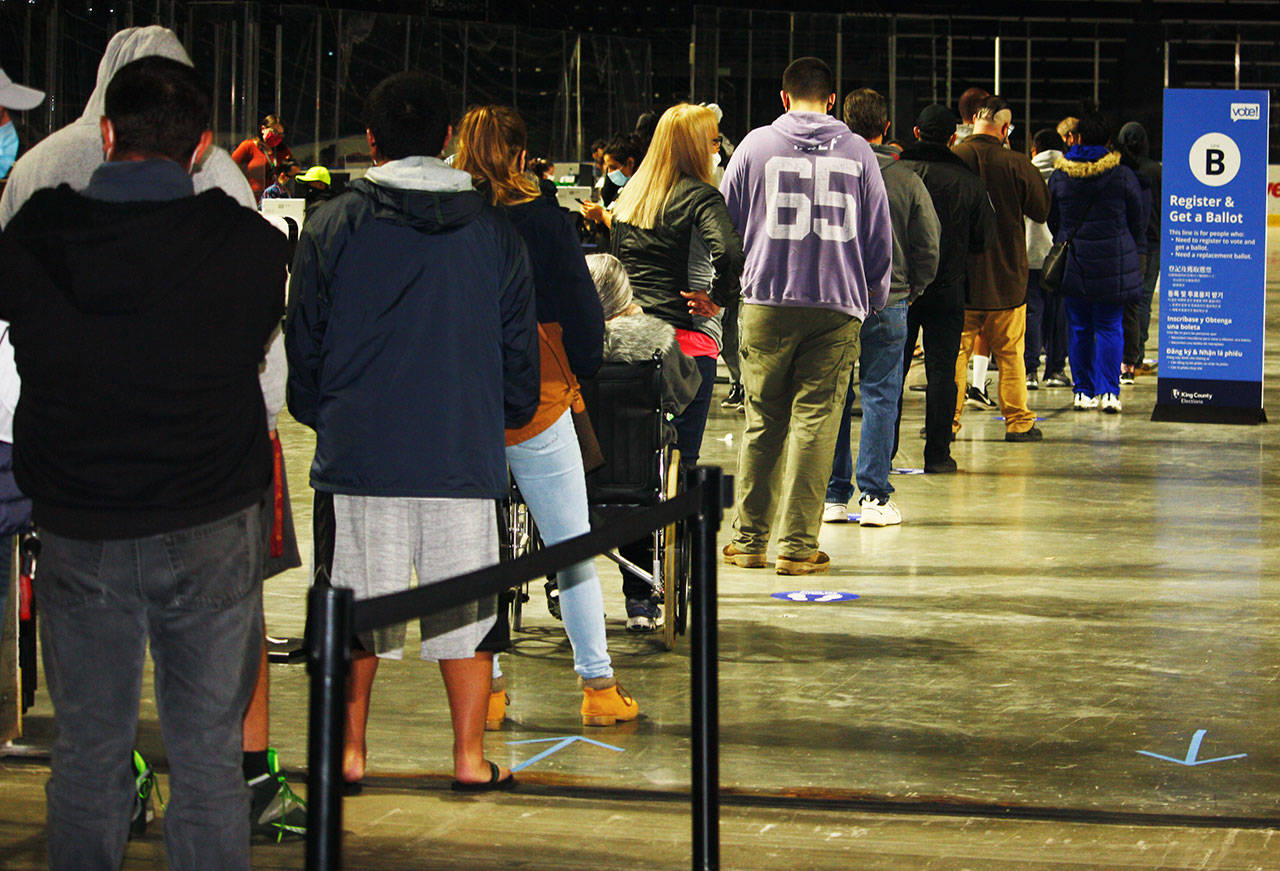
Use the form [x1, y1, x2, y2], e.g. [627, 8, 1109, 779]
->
[129, 750, 163, 839]
[248, 747, 307, 842]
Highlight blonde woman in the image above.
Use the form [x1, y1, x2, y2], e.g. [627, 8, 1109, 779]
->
[606, 103, 744, 628]
[454, 105, 639, 726]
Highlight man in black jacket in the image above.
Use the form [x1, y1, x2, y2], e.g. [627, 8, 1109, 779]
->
[286, 71, 539, 793]
[0, 57, 287, 870]
[895, 104, 996, 473]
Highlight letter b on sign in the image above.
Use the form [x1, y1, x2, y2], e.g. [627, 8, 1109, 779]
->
[1189, 132, 1241, 187]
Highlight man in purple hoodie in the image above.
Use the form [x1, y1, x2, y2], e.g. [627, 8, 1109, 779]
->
[718, 57, 892, 575]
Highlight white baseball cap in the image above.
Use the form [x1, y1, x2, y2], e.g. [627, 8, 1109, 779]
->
[0, 67, 45, 111]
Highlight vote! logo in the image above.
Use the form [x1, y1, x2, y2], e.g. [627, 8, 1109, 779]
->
[1189, 132, 1241, 187]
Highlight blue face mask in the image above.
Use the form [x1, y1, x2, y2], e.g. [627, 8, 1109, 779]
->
[607, 168, 628, 187]
[0, 122, 18, 181]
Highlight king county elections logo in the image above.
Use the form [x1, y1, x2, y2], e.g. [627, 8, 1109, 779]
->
[1188, 132, 1241, 187]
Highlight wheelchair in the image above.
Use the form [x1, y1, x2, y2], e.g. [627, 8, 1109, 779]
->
[579, 356, 691, 651]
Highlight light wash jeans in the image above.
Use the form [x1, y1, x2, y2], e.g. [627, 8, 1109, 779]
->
[37, 504, 263, 871]
[827, 298, 908, 503]
[503, 409, 611, 680]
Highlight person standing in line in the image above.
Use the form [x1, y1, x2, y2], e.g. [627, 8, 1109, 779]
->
[950, 96, 1050, 442]
[1116, 121, 1162, 382]
[286, 71, 539, 793]
[720, 57, 892, 575]
[1024, 128, 1069, 391]
[1047, 111, 1146, 414]
[953, 86, 998, 408]
[0, 24, 308, 841]
[893, 104, 996, 475]
[824, 88, 939, 528]
[0, 56, 288, 871]
[452, 104, 638, 728]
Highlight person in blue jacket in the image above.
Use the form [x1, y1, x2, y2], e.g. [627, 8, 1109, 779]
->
[1047, 111, 1146, 415]
[286, 72, 540, 793]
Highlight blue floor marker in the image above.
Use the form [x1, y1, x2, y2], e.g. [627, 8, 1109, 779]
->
[507, 736, 625, 772]
[1137, 730, 1246, 766]
[771, 591, 860, 603]
[891, 467, 925, 475]
[994, 415, 1047, 422]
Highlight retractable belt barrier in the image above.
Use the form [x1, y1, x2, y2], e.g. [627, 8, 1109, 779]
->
[306, 466, 729, 871]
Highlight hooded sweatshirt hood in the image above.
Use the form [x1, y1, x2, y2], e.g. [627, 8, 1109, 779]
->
[770, 111, 857, 154]
[0, 26, 254, 226]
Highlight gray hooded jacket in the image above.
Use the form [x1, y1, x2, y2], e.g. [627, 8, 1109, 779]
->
[0, 26, 287, 429]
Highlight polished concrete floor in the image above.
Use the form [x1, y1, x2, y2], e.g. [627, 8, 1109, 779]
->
[3, 270, 1279, 869]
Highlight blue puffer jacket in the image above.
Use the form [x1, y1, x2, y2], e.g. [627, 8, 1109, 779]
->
[286, 178, 540, 499]
[1047, 149, 1145, 305]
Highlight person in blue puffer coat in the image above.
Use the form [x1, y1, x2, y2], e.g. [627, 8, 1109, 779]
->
[1047, 111, 1146, 414]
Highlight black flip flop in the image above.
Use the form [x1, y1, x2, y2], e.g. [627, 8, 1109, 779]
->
[450, 760, 516, 793]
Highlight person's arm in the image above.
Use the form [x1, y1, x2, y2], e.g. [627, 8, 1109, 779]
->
[859, 151, 894, 313]
[970, 183, 997, 254]
[718, 146, 747, 235]
[496, 224, 541, 429]
[230, 139, 256, 174]
[1124, 169, 1147, 250]
[283, 225, 328, 429]
[692, 185, 744, 310]
[906, 174, 941, 300]
[1021, 157, 1051, 224]
[550, 212, 605, 379]
[1046, 173, 1061, 239]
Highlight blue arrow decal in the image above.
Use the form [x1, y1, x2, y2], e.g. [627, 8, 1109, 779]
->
[1137, 730, 1247, 766]
[507, 735, 625, 772]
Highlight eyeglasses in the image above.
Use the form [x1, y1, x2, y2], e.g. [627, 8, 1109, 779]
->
[711, 136, 723, 147]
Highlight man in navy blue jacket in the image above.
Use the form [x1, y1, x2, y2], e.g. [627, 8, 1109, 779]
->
[285, 71, 538, 792]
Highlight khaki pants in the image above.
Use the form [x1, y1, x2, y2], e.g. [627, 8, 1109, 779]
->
[733, 304, 860, 560]
[953, 306, 1036, 434]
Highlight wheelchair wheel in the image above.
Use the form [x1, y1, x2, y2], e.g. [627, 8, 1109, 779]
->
[501, 498, 537, 631]
[660, 449, 683, 651]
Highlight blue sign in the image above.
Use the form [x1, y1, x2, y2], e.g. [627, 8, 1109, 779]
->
[1154, 89, 1269, 424]
[1137, 729, 1246, 767]
[506, 735, 625, 772]
[770, 591, 860, 603]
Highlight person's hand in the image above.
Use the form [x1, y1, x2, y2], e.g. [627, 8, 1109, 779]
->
[580, 200, 605, 224]
[681, 290, 721, 318]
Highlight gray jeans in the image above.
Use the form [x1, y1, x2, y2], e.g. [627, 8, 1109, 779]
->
[37, 504, 264, 871]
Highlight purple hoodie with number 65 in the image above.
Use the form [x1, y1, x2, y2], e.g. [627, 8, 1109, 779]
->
[719, 111, 892, 321]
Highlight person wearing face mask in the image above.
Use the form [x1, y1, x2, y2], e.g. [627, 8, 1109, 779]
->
[0, 68, 45, 184]
[232, 114, 292, 203]
[262, 161, 300, 199]
[0, 55, 288, 871]
[581, 133, 641, 226]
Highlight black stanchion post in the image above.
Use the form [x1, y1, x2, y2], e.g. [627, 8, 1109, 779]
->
[689, 466, 724, 871]
[306, 583, 353, 871]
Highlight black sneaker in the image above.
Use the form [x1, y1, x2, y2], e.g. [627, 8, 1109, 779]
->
[1042, 373, 1072, 388]
[1119, 370, 1135, 385]
[248, 748, 307, 842]
[1005, 426, 1044, 442]
[129, 750, 161, 840]
[721, 383, 744, 410]
[965, 383, 997, 409]
[924, 457, 958, 473]
[544, 580, 562, 620]
[1026, 375, 1039, 390]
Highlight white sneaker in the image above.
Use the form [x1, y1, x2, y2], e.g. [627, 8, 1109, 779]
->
[857, 496, 902, 527]
[1099, 393, 1122, 414]
[1073, 393, 1099, 411]
[822, 502, 850, 523]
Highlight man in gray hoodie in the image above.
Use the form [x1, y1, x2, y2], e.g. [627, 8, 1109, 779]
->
[824, 88, 939, 529]
[0, 26, 305, 841]
[719, 57, 892, 575]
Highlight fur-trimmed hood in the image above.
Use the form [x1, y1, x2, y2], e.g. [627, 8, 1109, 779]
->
[603, 312, 678, 363]
[1053, 150, 1121, 178]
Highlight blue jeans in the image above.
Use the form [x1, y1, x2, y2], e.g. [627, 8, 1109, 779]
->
[37, 505, 264, 871]
[505, 410, 611, 680]
[827, 299, 908, 503]
[1063, 296, 1124, 396]
[673, 355, 718, 467]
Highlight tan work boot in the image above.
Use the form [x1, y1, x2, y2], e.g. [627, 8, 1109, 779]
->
[722, 542, 767, 568]
[775, 551, 831, 575]
[580, 677, 639, 726]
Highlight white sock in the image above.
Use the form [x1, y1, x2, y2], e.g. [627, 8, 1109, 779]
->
[972, 355, 989, 388]
[491, 653, 502, 681]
